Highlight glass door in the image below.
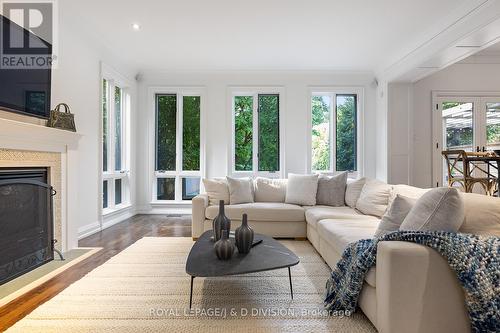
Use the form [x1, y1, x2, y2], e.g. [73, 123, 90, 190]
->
[434, 98, 478, 187]
[433, 95, 500, 189]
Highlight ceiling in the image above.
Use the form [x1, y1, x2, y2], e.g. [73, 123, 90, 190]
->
[62, 0, 473, 72]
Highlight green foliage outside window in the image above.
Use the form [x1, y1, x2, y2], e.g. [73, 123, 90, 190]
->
[311, 96, 330, 171]
[336, 95, 357, 171]
[311, 95, 357, 172]
[183, 96, 201, 170]
[258, 95, 279, 171]
[156, 94, 177, 171]
[234, 96, 253, 171]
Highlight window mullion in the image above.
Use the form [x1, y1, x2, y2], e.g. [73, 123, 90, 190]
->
[253, 94, 259, 173]
[177, 94, 183, 201]
[332, 93, 337, 173]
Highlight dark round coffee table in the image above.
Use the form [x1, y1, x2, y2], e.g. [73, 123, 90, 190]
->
[185, 231, 300, 308]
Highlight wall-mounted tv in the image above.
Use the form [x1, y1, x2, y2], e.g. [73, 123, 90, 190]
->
[0, 14, 52, 119]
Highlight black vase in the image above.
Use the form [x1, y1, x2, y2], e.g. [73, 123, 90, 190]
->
[235, 214, 254, 254]
[212, 200, 231, 242]
[214, 230, 234, 260]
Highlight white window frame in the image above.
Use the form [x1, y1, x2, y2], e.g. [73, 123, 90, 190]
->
[228, 87, 285, 178]
[100, 64, 132, 215]
[307, 87, 364, 178]
[431, 91, 500, 187]
[148, 87, 206, 204]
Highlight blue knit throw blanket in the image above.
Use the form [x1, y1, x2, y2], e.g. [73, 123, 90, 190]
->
[324, 231, 500, 332]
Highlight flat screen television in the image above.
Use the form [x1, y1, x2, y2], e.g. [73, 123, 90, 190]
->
[0, 14, 52, 119]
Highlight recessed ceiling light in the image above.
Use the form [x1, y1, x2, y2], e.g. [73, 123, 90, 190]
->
[132, 23, 141, 31]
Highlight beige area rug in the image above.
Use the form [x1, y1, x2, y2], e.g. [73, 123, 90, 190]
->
[6, 237, 376, 333]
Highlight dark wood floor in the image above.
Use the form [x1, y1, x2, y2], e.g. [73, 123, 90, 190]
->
[0, 214, 191, 332]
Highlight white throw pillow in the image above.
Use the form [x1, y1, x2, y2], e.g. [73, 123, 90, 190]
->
[285, 174, 319, 206]
[316, 172, 348, 206]
[356, 179, 391, 217]
[460, 193, 500, 236]
[254, 177, 287, 203]
[345, 177, 366, 208]
[388, 184, 430, 208]
[226, 177, 254, 205]
[202, 178, 230, 205]
[400, 187, 464, 232]
[375, 195, 416, 237]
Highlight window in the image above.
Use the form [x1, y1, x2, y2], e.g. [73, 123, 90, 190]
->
[432, 95, 500, 187]
[102, 77, 129, 212]
[231, 89, 282, 177]
[310, 91, 359, 174]
[154, 91, 202, 202]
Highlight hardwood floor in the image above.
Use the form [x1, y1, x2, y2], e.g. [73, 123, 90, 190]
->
[0, 214, 191, 332]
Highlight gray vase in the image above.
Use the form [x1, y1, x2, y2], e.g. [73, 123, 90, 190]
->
[214, 230, 234, 260]
[212, 200, 231, 242]
[235, 214, 254, 254]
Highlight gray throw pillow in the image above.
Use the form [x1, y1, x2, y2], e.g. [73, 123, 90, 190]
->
[316, 172, 348, 206]
[400, 187, 464, 232]
[375, 195, 416, 237]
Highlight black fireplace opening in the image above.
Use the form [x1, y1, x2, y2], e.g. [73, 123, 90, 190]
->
[0, 167, 55, 285]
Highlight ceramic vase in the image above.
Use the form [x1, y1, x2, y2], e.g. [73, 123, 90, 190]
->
[214, 230, 234, 260]
[212, 200, 231, 242]
[235, 214, 254, 254]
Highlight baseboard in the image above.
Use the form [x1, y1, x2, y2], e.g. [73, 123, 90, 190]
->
[136, 206, 191, 215]
[102, 207, 136, 230]
[77, 221, 101, 240]
[78, 207, 137, 240]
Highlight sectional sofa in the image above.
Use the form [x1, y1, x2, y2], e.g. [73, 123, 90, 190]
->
[191, 177, 500, 333]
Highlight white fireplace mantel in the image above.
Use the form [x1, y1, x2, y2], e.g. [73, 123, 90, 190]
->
[0, 117, 83, 252]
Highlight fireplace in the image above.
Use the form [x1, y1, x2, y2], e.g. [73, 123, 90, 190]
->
[0, 167, 55, 285]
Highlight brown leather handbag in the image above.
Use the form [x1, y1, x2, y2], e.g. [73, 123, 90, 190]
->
[47, 103, 76, 132]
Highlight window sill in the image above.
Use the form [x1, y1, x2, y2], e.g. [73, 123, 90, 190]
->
[103, 203, 132, 217]
[150, 201, 193, 206]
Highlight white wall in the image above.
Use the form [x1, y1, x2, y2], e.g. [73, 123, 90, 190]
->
[51, 20, 138, 238]
[0, 10, 138, 243]
[408, 62, 500, 187]
[136, 70, 377, 212]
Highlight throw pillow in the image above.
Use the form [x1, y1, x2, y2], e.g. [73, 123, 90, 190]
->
[388, 184, 430, 208]
[345, 177, 366, 208]
[356, 179, 391, 217]
[254, 177, 287, 203]
[202, 178, 230, 205]
[226, 177, 254, 205]
[400, 187, 464, 232]
[316, 172, 348, 206]
[285, 173, 319, 206]
[374, 195, 416, 237]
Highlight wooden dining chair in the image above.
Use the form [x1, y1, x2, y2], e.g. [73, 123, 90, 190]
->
[442, 150, 497, 195]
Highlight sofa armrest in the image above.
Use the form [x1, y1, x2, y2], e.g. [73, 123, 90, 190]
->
[191, 194, 209, 239]
[375, 241, 469, 333]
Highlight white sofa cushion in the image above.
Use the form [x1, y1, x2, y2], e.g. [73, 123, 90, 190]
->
[388, 184, 430, 208]
[345, 177, 366, 208]
[356, 179, 391, 217]
[205, 202, 305, 222]
[318, 219, 379, 254]
[285, 173, 319, 206]
[254, 177, 287, 203]
[400, 187, 464, 232]
[305, 206, 377, 229]
[375, 195, 416, 237]
[226, 177, 254, 205]
[316, 172, 348, 206]
[202, 178, 230, 205]
[460, 193, 500, 236]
